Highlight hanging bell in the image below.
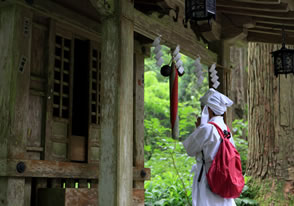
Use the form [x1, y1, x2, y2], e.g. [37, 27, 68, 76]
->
[160, 65, 171, 77]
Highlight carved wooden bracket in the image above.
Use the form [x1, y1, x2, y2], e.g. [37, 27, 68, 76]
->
[89, 0, 114, 16]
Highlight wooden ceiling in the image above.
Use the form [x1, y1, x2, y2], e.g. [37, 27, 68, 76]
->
[134, 0, 294, 45]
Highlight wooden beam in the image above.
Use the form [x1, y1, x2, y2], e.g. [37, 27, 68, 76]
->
[220, 14, 253, 40]
[217, 0, 288, 12]
[26, 146, 44, 152]
[248, 27, 294, 37]
[255, 22, 294, 32]
[231, 0, 281, 4]
[10, 0, 101, 37]
[197, 20, 221, 41]
[219, 8, 294, 19]
[0, 159, 151, 180]
[247, 32, 294, 44]
[225, 29, 248, 44]
[254, 17, 294, 26]
[134, 9, 217, 65]
[221, 13, 256, 29]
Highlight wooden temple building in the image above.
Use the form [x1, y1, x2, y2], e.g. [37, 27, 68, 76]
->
[1, 0, 294, 205]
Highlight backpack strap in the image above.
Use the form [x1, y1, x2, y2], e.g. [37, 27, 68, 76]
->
[208, 122, 231, 140]
[198, 150, 205, 182]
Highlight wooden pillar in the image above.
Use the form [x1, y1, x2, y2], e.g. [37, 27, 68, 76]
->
[208, 40, 233, 127]
[98, 0, 134, 205]
[0, 5, 32, 206]
[133, 41, 145, 170]
[133, 41, 145, 206]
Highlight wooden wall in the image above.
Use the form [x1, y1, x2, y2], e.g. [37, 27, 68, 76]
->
[0, 2, 149, 206]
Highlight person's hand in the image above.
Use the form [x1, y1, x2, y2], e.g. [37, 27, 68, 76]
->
[195, 116, 201, 128]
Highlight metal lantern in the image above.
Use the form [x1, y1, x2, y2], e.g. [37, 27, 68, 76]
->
[185, 0, 216, 22]
[271, 28, 294, 77]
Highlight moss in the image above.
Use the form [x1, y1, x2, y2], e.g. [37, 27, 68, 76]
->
[247, 178, 294, 206]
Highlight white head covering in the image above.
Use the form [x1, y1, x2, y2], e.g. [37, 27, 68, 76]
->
[199, 88, 233, 124]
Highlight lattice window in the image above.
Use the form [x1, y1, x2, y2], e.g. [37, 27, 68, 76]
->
[90, 45, 102, 125]
[53, 34, 71, 118]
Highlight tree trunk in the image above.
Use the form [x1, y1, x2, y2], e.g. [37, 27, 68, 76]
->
[247, 42, 294, 194]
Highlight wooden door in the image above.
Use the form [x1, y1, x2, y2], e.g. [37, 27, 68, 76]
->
[45, 22, 74, 161]
[87, 41, 102, 164]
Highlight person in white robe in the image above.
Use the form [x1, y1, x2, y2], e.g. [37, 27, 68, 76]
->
[182, 88, 236, 206]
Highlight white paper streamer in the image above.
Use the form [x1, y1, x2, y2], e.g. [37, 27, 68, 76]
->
[152, 37, 161, 47]
[194, 57, 204, 87]
[209, 63, 220, 89]
[152, 36, 163, 67]
[178, 66, 184, 74]
[173, 45, 184, 75]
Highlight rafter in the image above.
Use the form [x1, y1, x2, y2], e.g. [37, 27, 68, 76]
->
[247, 32, 294, 44]
[218, 8, 294, 19]
[254, 17, 294, 26]
[231, 0, 281, 4]
[248, 28, 294, 37]
[255, 22, 294, 32]
[133, 9, 217, 64]
[217, 0, 288, 12]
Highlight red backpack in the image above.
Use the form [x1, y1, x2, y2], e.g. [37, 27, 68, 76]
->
[200, 122, 244, 198]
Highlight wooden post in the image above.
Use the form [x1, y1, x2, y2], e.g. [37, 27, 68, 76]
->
[98, 0, 134, 205]
[133, 42, 145, 206]
[133, 42, 145, 170]
[208, 40, 233, 127]
[0, 5, 32, 206]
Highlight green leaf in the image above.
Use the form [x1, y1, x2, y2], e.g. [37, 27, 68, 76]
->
[144, 145, 152, 152]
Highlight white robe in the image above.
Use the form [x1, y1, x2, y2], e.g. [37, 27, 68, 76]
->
[182, 116, 236, 206]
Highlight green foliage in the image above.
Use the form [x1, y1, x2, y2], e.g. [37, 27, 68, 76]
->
[232, 119, 248, 173]
[235, 176, 259, 206]
[144, 47, 207, 205]
[232, 119, 248, 139]
[144, 139, 194, 206]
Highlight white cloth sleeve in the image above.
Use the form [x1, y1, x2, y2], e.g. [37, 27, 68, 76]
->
[182, 124, 214, 157]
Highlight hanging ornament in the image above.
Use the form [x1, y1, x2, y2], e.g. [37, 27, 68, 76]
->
[209, 63, 220, 89]
[160, 65, 171, 77]
[152, 36, 164, 67]
[173, 45, 185, 76]
[194, 57, 204, 87]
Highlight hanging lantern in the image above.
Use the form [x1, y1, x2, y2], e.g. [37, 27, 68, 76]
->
[271, 28, 294, 77]
[185, 0, 216, 22]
